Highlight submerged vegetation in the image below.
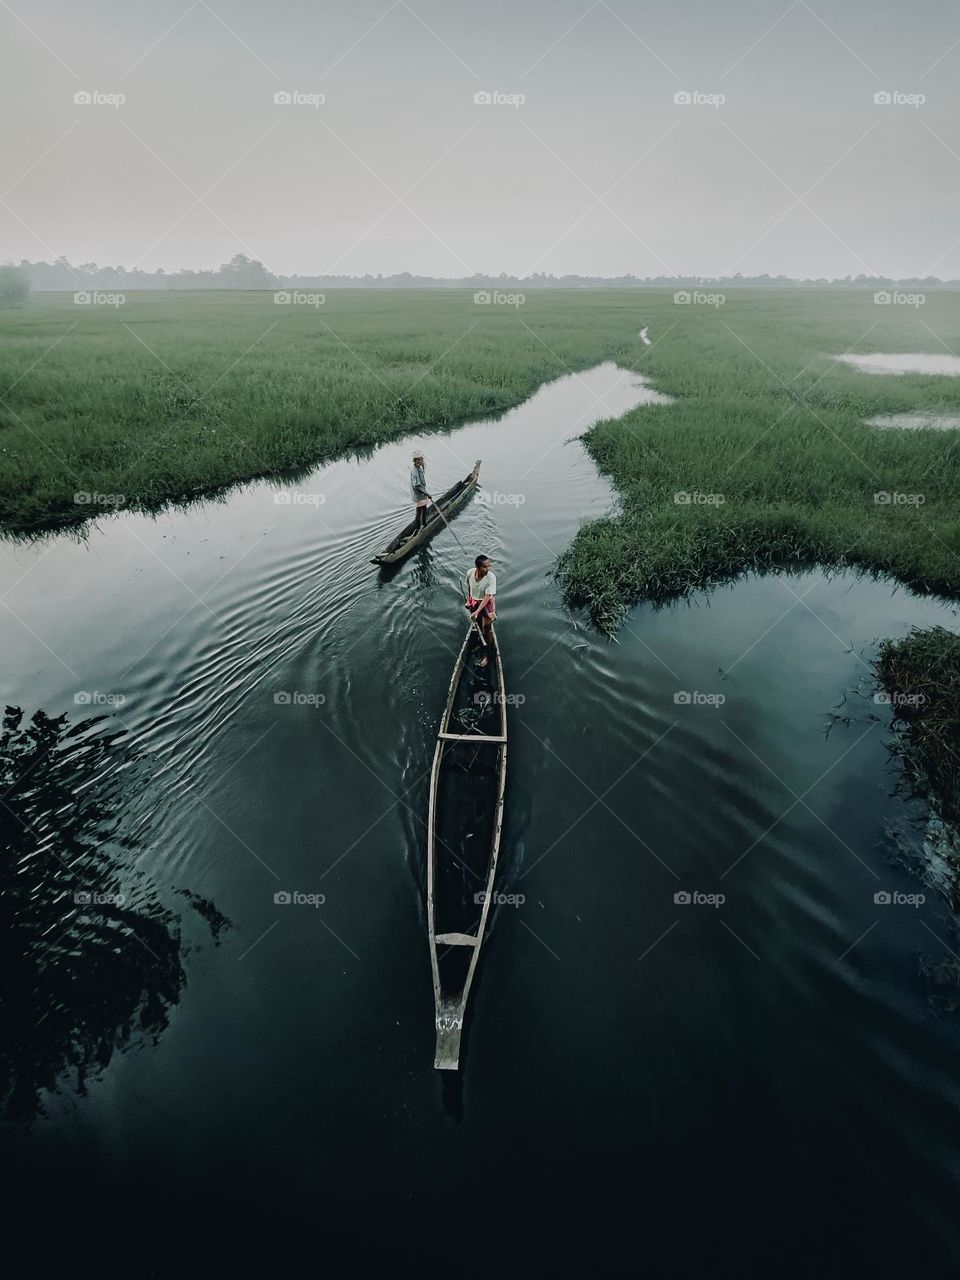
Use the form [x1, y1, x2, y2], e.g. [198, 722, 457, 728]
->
[875, 627, 960, 836]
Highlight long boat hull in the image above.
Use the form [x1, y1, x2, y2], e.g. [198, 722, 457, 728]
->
[372, 460, 481, 565]
[426, 624, 507, 1069]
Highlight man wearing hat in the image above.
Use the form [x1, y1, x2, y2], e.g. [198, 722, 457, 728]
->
[410, 451, 429, 530]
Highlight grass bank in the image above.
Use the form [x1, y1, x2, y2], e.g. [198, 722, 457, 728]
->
[0, 289, 639, 533]
[556, 290, 960, 628]
[875, 627, 960, 837]
[3, 288, 959, 626]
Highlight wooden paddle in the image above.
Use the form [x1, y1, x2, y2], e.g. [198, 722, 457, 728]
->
[425, 490, 486, 648]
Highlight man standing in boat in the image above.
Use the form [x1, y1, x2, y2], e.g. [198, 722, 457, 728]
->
[466, 554, 497, 668]
[411, 451, 429, 531]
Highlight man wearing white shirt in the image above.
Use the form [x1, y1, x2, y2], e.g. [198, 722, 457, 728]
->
[465, 554, 497, 668]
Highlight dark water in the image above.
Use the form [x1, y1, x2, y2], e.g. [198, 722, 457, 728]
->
[3, 364, 960, 1274]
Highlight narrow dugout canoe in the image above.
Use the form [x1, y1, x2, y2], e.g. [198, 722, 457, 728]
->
[426, 623, 507, 1070]
[371, 460, 481, 565]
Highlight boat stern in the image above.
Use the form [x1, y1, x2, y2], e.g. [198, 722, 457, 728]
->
[434, 1007, 464, 1070]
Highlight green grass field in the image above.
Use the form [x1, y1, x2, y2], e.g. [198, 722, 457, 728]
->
[556, 290, 960, 628]
[1, 288, 959, 630]
[3, 287, 959, 827]
[0, 289, 639, 533]
[876, 627, 960, 844]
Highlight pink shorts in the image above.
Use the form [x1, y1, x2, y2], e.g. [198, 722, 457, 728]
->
[415, 498, 429, 508]
[466, 596, 495, 618]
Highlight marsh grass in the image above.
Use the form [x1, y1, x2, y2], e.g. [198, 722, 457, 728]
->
[556, 290, 960, 627]
[2, 289, 959, 630]
[875, 627, 960, 834]
[0, 289, 636, 533]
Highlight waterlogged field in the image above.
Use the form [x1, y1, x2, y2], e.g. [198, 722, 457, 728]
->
[552, 290, 960, 628]
[1, 287, 959, 628]
[0, 288, 640, 532]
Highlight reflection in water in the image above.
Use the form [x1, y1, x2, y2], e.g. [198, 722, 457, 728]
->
[0, 706, 228, 1125]
[4, 366, 960, 1269]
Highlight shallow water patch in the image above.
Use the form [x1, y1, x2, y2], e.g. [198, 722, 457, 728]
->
[837, 352, 960, 376]
[865, 412, 960, 430]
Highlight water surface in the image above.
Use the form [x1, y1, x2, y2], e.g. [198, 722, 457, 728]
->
[866, 411, 960, 429]
[837, 352, 960, 375]
[3, 363, 960, 1274]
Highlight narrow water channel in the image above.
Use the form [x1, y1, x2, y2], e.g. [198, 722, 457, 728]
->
[3, 363, 960, 1272]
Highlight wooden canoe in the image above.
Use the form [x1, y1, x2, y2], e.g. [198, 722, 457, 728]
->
[426, 623, 507, 1070]
[371, 460, 481, 565]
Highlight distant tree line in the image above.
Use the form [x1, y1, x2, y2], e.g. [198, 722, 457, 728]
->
[4, 254, 959, 294]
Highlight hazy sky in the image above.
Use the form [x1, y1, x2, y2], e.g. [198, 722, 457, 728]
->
[2, 0, 958, 277]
